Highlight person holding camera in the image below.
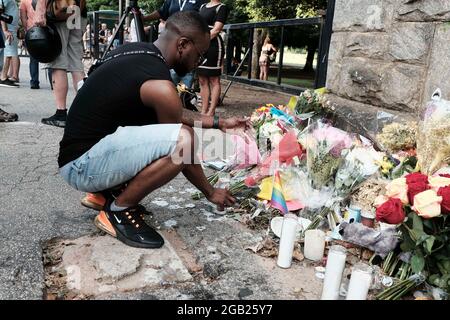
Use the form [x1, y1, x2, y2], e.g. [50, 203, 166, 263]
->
[259, 35, 277, 81]
[0, 0, 20, 88]
[58, 11, 250, 249]
[0, 28, 18, 121]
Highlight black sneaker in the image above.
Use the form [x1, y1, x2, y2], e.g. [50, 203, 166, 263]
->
[0, 108, 18, 122]
[30, 84, 40, 89]
[94, 200, 164, 249]
[0, 79, 19, 88]
[41, 111, 66, 127]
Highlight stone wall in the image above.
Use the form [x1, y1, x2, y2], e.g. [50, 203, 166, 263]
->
[326, 0, 450, 116]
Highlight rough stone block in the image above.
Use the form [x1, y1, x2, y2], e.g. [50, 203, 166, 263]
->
[338, 57, 387, 104]
[398, 0, 450, 22]
[422, 23, 450, 108]
[344, 32, 390, 60]
[379, 63, 425, 111]
[389, 22, 434, 63]
[335, 58, 424, 111]
[334, 0, 394, 31]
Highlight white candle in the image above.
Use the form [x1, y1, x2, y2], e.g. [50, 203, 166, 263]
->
[321, 245, 347, 300]
[346, 263, 373, 300]
[304, 229, 326, 261]
[277, 214, 298, 268]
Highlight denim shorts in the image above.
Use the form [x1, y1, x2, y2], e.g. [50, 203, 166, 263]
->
[3, 34, 18, 57]
[60, 124, 182, 193]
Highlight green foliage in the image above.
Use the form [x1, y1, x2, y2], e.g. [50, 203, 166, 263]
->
[87, 0, 119, 11]
[400, 213, 450, 293]
[235, 0, 327, 21]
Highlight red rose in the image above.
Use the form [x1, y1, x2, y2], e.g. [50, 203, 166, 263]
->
[407, 181, 430, 205]
[437, 186, 450, 214]
[405, 172, 429, 185]
[376, 198, 406, 225]
[439, 174, 450, 179]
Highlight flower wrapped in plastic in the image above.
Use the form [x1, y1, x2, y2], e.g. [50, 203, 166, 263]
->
[306, 121, 353, 189]
[416, 89, 450, 175]
[334, 145, 383, 197]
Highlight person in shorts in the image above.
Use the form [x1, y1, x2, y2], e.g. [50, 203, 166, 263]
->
[0, 0, 20, 88]
[41, 0, 87, 127]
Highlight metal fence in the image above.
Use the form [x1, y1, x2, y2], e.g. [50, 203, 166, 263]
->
[222, 0, 335, 95]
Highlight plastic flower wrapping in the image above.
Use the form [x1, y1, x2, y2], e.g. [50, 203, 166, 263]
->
[306, 121, 353, 189]
[416, 89, 450, 175]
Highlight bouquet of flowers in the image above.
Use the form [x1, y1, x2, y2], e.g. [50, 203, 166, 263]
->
[416, 89, 450, 175]
[334, 145, 383, 197]
[375, 171, 450, 297]
[376, 121, 418, 153]
[294, 88, 333, 120]
[306, 121, 353, 189]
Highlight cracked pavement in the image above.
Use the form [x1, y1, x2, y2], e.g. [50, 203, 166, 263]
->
[0, 58, 322, 300]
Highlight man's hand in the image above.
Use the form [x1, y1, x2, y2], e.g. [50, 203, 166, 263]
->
[219, 116, 252, 134]
[34, 14, 46, 26]
[33, 0, 46, 26]
[206, 188, 236, 211]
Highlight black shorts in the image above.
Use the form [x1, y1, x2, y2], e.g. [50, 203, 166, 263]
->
[197, 35, 224, 77]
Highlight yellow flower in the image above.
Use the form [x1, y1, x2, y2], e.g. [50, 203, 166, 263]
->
[413, 189, 442, 219]
[385, 178, 409, 204]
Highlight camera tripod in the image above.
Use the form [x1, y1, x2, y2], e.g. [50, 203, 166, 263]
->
[101, 0, 146, 59]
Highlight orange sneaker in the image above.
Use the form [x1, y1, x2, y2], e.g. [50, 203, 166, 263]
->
[81, 193, 106, 211]
[94, 210, 117, 237]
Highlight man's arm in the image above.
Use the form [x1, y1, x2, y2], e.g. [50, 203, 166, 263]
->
[142, 10, 161, 22]
[33, 0, 46, 26]
[140, 79, 235, 208]
[19, 3, 28, 31]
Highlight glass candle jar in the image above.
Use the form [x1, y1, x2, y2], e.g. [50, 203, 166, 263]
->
[303, 229, 326, 261]
[277, 213, 298, 268]
[346, 263, 373, 300]
[321, 245, 347, 300]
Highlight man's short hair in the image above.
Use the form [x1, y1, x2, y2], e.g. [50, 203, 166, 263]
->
[165, 11, 209, 40]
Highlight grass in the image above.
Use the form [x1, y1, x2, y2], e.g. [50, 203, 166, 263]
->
[267, 76, 315, 88]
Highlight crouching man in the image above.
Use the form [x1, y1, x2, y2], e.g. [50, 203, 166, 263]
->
[58, 11, 248, 248]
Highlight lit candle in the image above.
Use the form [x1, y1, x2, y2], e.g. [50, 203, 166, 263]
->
[303, 229, 326, 261]
[346, 263, 373, 300]
[277, 214, 299, 268]
[321, 245, 347, 300]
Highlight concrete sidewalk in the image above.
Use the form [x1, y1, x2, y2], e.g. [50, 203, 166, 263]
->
[0, 57, 322, 300]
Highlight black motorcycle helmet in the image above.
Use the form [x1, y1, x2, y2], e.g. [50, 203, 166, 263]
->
[25, 24, 62, 63]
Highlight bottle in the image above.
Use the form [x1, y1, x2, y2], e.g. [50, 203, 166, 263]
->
[277, 213, 298, 268]
[321, 245, 347, 300]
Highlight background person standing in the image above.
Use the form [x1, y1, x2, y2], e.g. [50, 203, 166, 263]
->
[19, 0, 41, 89]
[0, 28, 18, 121]
[0, 0, 20, 88]
[197, 0, 228, 116]
[143, 0, 207, 88]
[41, 0, 88, 128]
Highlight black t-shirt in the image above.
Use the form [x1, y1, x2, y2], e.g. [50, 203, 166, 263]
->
[58, 42, 171, 168]
[158, 0, 207, 20]
[199, 3, 228, 27]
